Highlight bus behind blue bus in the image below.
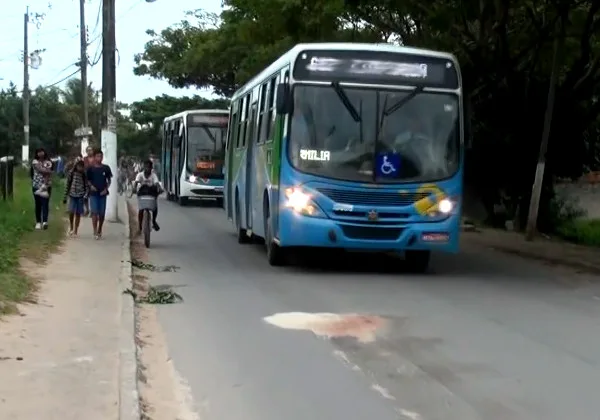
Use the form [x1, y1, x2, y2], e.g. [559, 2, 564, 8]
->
[162, 110, 229, 206]
[224, 43, 463, 271]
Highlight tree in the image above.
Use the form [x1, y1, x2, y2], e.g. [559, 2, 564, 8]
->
[0, 77, 107, 159]
[132, 0, 599, 230]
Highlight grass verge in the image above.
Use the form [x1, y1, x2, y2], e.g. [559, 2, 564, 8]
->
[557, 218, 600, 248]
[0, 169, 65, 315]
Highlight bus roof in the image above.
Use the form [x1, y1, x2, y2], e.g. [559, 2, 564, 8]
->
[163, 109, 229, 123]
[232, 42, 459, 99]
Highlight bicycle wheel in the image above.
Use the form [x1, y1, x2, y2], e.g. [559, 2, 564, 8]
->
[143, 210, 151, 248]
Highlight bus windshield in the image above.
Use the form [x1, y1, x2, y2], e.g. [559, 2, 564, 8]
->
[288, 85, 460, 183]
[187, 124, 227, 174]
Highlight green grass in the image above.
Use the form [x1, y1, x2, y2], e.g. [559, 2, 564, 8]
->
[0, 169, 66, 314]
[556, 218, 600, 248]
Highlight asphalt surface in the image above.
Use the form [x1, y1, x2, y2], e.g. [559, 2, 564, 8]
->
[142, 198, 600, 420]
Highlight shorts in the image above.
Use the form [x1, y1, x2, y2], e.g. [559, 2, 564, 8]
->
[68, 196, 85, 215]
[89, 195, 107, 216]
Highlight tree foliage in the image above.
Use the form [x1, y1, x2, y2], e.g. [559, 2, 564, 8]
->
[0, 80, 226, 167]
[0, 79, 102, 159]
[134, 0, 600, 227]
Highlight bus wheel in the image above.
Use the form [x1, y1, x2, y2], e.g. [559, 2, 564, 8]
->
[404, 250, 430, 273]
[235, 196, 251, 244]
[265, 214, 286, 266]
[178, 196, 188, 206]
[216, 197, 224, 208]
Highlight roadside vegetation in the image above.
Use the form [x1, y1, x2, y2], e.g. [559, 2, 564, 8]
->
[556, 219, 600, 247]
[0, 169, 65, 315]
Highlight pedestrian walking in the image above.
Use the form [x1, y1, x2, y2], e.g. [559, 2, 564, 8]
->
[31, 147, 53, 230]
[63, 159, 88, 237]
[86, 149, 113, 240]
[83, 146, 95, 216]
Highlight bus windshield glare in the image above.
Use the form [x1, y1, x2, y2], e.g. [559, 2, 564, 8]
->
[287, 85, 460, 183]
[187, 124, 227, 174]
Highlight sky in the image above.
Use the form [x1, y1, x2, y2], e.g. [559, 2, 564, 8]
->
[0, 0, 222, 104]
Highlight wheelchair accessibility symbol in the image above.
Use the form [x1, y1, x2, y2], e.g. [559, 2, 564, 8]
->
[380, 156, 396, 175]
[376, 153, 400, 178]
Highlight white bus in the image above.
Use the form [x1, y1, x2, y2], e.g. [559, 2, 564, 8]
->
[161, 109, 229, 206]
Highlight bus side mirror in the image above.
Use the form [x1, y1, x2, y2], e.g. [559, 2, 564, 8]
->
[275, 83, 292, 115]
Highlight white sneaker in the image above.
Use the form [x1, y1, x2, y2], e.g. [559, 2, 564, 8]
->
[35, 223, 42, 230]
[42, 222, 48, 230]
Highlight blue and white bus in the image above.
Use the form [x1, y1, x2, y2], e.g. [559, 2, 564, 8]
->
[224, 43, 464, 271]
[162, 110, 229, 206]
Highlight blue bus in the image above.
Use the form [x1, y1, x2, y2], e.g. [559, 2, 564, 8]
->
[162, 110, 229, 206]
[224, 43, 463, 271]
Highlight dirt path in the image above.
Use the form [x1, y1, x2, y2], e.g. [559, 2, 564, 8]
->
[0, 224, 122, 420]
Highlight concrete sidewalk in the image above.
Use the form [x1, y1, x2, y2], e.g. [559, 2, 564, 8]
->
[0, 199, 134, 420]
[462, 228, 600, 274]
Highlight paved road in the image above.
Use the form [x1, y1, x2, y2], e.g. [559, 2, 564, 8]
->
[142, 198, 600, 420]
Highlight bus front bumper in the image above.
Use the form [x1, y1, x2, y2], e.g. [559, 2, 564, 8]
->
[278, 211, 460, 253]
[183, 182, 224, 199]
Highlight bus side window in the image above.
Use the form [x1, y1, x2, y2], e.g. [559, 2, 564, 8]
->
[266, 75, 278, 142]
[243, 95, 251, 147]
[237, 97, 247, 148]
[174, 121, 181, 148]
[229, 111, 238, 151]
[258, 82, 268, 143]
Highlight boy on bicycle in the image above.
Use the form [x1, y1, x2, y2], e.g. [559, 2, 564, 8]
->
[134, 160, 163, 233]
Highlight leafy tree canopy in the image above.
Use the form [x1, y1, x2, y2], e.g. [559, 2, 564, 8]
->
[0, 79, 102, 158]
[134, 0, 600, 227]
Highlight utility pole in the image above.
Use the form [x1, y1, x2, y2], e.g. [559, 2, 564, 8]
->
[524, 17, 563, 241]
[77, 0, 91, 156]
[101, 0, 118, 222]
[22, 7, 30, 166]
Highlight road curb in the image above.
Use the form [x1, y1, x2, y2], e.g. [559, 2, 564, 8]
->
[118, 197, 141, 420]
[482, 244, 600, 274]
[463, 231, 600, 274]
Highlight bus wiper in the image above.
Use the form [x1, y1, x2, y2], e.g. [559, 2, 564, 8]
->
[331, 82, 361, 122]
[382, 85, 424, 117]
[377, 86, 425, 147]
[201, 126, 217, 144]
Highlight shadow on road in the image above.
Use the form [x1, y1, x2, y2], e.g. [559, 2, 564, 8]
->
[241, 240, 572, 282]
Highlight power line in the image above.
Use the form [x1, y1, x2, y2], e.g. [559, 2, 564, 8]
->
[90, 0, 103, 39]
[44, 68, 81, 88]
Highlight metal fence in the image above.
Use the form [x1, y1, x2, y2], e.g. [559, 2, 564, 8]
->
[0, 156, 15, 201]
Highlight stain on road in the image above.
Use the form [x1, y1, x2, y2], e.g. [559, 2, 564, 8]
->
[264, 312, 387, 343]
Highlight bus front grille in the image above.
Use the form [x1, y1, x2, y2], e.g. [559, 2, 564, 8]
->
[316, 188, 429, 207]
[340, 225, 404, 240]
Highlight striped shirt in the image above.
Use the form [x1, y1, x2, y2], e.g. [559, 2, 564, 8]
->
[64, 170, 88, 199]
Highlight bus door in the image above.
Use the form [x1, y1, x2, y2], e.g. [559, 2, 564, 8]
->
[171, 120, 182, 196]
[177, 121, 186, 197]
[162, 123, 170, 189]
[225, 107, 237, 219]
[245, 101, 258, 229]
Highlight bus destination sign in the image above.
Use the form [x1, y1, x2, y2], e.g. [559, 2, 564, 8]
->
[188, 114, 229, 125]
[293, 50, 458, 89]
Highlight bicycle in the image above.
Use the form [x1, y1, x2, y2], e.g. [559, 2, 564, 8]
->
[126, 179, 136, 198]
[138, 195, 157, 248]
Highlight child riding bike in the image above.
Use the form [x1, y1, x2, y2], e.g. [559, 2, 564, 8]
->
[133, 160, 163, 234]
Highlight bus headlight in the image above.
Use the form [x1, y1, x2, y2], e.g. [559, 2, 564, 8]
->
[438, 198, 453, 214]
[284, 187, 325, 217]
[188, 175, 197, 183]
